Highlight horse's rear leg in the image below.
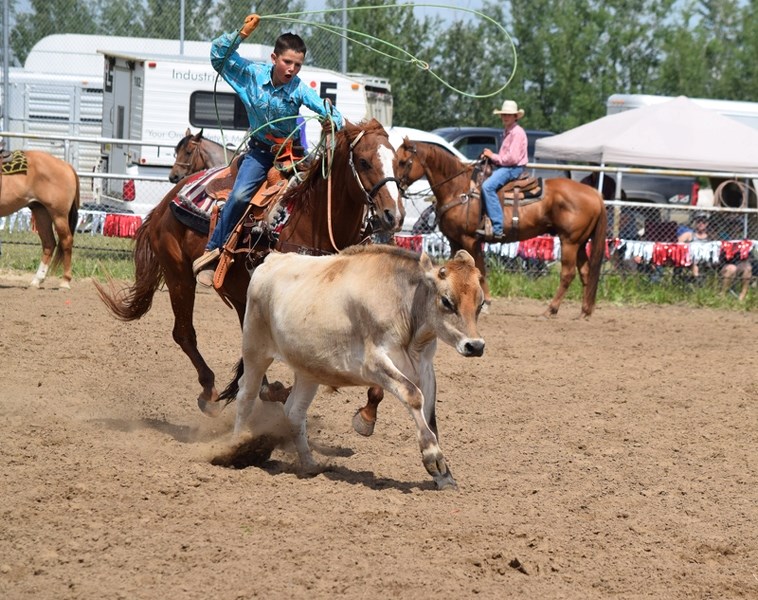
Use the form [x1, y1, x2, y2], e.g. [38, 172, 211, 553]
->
[28, 205, 55, 288]
[575, 244, 593, 317]
[352, 386, 384, 436]
[162, 270, 221, 416]
[545, 242, 578, 317]
[51, 213, 75, 288]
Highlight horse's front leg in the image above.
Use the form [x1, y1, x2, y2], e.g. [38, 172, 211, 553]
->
[162, 268, 221, 416]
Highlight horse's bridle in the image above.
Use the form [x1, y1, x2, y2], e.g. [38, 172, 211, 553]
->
[323, 129, 402, 252]
[347, 130, 402, 208]
[397, 142, 419, 192]
[173, 139, 202, 171]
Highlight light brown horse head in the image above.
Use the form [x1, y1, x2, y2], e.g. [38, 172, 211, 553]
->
[396, 136, 427, 190]
[341, 119, 405, 233]
[286, 119, 405, 239]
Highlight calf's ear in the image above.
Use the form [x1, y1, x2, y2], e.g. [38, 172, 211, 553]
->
[420, 252, 434, 273]
[453, 249, 475, 266]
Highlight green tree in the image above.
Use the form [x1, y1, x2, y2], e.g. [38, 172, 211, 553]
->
[11, 0, 97, 64]
[93, 0, 147, 38]
[430, 2, 512, 129]
[140, 0, 215, 40]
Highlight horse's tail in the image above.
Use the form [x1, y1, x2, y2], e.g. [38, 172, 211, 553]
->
[218, 358, 245, 406]
[68, 167, 80, 239]
[585, 194, 607, 316]
[94, 210, 164, 321]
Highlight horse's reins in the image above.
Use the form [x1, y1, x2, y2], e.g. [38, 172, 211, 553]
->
[325, 129, 402, 252]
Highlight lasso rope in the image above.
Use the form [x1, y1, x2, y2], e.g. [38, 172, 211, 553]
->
[263, 4, 517, 99]
[211, 5, 517, 164]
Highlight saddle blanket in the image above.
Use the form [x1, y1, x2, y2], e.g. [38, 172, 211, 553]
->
[1, 150, 28, 176]
[174, 165, 228, 218]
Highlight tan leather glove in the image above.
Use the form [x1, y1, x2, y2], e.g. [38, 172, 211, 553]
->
[240, 14, 260, 39]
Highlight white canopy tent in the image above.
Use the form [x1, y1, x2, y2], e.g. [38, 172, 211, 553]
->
[534, 96, 758, 174]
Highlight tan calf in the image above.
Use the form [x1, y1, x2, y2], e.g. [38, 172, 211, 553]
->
[220, 244, 486, 490]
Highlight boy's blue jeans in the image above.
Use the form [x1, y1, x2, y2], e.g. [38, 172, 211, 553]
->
[206, 147, 274, 251]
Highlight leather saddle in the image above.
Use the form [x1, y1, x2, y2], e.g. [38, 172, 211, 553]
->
[498, 173, 543, 202]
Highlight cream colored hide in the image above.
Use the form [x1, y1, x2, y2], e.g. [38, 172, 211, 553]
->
[235, 244, 485, 490]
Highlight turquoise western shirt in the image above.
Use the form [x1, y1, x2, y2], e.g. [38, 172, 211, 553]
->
[210, 32, 344, 146]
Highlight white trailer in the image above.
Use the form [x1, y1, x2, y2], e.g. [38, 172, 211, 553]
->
[98, 49, 393, 215]
[1, 69, 103, 178]
[607, 93, 758, 130]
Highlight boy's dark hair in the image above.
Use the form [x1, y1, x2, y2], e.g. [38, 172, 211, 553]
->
[274, 33, 307, 56]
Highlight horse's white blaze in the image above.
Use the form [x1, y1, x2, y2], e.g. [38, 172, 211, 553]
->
[377, 144, 401, 208]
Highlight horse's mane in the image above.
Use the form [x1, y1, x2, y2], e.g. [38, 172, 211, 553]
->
[174, 132, 224, 154]
[418, 142, 474, 180]
[281, 119, 388, 212]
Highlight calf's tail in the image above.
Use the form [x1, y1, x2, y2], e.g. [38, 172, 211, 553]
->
[218, 358, 245, 406]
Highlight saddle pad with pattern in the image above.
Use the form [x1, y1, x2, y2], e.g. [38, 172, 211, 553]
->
[174, 165, 229, 218]
[1, 150, 28, 175]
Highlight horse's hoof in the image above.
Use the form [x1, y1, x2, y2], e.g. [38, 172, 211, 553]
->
[198, 390, 224, 417]
[435, 473, 458, 491]
[59, 281, 71, 290]
[30, 278, 42, 288]
[352, 409, 376, 437]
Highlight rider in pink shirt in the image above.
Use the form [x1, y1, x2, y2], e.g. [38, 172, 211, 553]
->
[476, 100, 528, 241]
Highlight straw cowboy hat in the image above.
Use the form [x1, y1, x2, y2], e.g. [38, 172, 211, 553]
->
[493, 99, 525, 119]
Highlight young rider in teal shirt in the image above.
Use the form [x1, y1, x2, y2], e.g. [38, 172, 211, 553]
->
[193, 14, 345, 285]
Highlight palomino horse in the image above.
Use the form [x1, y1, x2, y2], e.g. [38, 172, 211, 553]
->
[96, 119, 403, 416]
[0, 150, 80, 288]
[169, 128, 230, 183]
[349, 139, 608, 437]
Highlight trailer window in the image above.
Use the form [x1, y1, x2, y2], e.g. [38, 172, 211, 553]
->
[190, 91, 248, 130]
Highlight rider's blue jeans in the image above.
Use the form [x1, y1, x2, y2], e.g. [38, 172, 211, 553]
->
[481, 165, 525, 235]
[206, 147, 274, 252]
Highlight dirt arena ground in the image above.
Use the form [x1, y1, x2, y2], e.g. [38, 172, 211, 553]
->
[0, 272, 756, 599]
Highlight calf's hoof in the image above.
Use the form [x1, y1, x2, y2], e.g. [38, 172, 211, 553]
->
[352, 409, 376, 437]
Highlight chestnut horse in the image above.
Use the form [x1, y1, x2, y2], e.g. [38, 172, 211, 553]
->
[0, 150, 80, 288]
[168, 128, 231, 184]
[396, 139, 607, 317]
[96, 119, 403, 416]
[349, 138, 608, 437]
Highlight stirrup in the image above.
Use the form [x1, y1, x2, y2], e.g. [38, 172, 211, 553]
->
[192, 248, 220, 275]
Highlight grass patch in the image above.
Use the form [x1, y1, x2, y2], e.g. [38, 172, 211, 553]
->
[485, 257, 756, 310]
[0, 231, 135, 281]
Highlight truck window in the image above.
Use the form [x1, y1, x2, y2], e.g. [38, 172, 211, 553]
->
[189, 91, 248, 130]
[453, 134, 499, 160]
